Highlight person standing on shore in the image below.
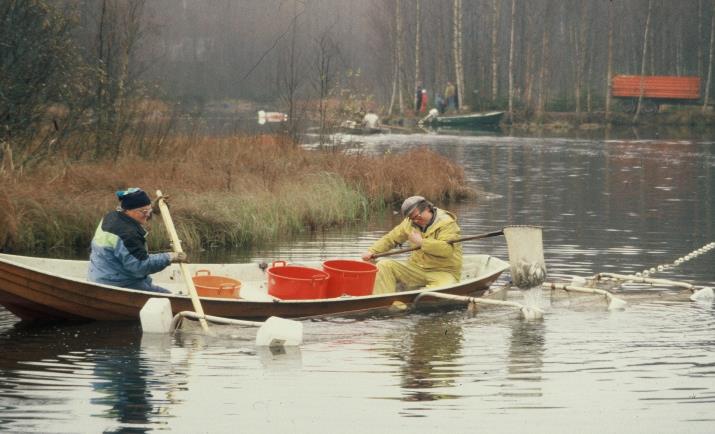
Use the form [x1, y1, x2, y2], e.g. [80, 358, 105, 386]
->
[361, 196, 463, 294]
[88, 188, 186, 293]
[444, 81, 457, 112]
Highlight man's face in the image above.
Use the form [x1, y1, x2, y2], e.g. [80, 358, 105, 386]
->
[126, 205, 153, 225]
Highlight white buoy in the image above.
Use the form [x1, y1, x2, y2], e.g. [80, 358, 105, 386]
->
[520, 306, 545, 320]
[255, 316, 304, 347]
[607, 296, 628, 310]
[140, 298, 174, 334]
[690, 287, 715, 302]
[570, 276, 587, 286]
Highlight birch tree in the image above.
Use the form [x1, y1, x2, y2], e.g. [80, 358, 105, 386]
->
[703, 0, 714, 112]
[414, 0, 421, 112]
[605, 0, 614, 119]
[388, 0, 405, 115]
[452, 0, 464, 111]
[507, 0, 516, 121]
[490, 0, 500, 102]
[633, 0, 652, 123]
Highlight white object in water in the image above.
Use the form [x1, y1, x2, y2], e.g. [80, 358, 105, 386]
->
[570, 276, 588, 287]
[140, 298, 174, 334]
[255, 316, 304, 347]
[607, 296, 628, 310]
[690, 286, 714, 302]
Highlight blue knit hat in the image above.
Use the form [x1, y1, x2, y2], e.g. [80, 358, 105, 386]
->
[116, 188, 151, 210]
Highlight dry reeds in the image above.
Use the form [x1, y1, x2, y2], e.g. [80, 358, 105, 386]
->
[0, 135, 474, 255]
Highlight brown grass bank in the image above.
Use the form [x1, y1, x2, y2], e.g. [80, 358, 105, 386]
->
[0, 135, 474, 255]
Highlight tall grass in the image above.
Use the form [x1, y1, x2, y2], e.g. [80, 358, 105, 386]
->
[0, 135, 474, 255]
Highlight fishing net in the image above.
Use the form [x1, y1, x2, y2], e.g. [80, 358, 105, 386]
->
[504, 225, 547, 289]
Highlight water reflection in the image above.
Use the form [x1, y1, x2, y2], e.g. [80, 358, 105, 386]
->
[503, 320, 546, 400]
[393, 313, 464, 403]
[0, 322, 181, 433]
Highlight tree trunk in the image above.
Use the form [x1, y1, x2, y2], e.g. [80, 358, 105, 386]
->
[491, 0, 500, 102]
[397, 0, 404, 114]
[507, 0, 516, 121]
[414, 0, 421, 112]
[633, 0, 652, 123]
[388, 0, 404, 115]
[453, 0, 464, 111]
[699, 0, 704, 77]
[536, 14, 549, 118]
[703, 0, 715, 112]
[605, 0, 614, 120]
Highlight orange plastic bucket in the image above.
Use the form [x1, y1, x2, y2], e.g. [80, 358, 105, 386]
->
[322, 259, 377, 298]
[192, 269, 241, 298]
[267, 261, 330, 300]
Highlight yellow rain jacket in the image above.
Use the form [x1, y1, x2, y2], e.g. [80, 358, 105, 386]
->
[368, 208, 463, 280]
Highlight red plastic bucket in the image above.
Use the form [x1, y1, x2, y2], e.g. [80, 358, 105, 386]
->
[322, 259, 378, 298]
[267, 261, 330, 300]
[192, 269, 241, 298]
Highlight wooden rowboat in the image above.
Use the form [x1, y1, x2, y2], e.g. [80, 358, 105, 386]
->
[0, 253, 510, 322]
[421, 111, 504, 129]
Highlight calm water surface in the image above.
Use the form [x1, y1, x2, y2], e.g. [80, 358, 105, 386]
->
[2, 129, 715, 433]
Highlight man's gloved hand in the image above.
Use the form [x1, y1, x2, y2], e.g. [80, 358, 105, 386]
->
[152, 195, 170, 215]
[169, 251, 188, 263]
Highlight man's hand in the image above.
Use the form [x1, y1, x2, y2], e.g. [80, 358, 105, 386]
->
[169, 251, 188, 263]
[408, 230, 423, 247]
[152, 194, 170, 215]
[361, 251, 374, 261]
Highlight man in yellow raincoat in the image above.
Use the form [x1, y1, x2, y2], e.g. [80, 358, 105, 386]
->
[361, 196, 463, 294]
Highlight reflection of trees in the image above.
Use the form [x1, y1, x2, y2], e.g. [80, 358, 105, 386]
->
[393, 314, 464, 402]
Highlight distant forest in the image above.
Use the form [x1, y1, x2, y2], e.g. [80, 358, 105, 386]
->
[140, 0, 715, 115]
[2, 0, 715, 169]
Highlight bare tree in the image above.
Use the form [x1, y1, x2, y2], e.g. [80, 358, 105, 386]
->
[507, 0, 516, 121]
[490, 0, 500, 102]
[413, 0, 422, 112]
[388, 0, 405, 115]
[605, 0, 614, 120]
[704, 0, 715, 111]
[633, 0, 653, 123]
[453, 0, 464, 111]
[311, 28, 341, 145]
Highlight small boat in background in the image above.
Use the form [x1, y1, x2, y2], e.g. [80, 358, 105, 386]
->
[420, 109, 504, 129]
[338, 119, 389, 135]
[339, 126, 390, 135]
[257, 110, 288, 124]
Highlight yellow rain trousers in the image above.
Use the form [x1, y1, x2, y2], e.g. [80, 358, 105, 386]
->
[368, 208, 463, 294]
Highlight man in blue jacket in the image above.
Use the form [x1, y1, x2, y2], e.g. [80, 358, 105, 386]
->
[88, 188, 186, 293]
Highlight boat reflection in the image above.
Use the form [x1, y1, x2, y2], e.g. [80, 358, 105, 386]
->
[0, 321, 184, 431]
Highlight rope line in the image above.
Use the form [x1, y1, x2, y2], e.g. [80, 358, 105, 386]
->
[636, 241, 715, 278]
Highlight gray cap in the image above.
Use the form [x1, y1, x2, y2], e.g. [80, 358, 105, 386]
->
[401, 195, 426, 216]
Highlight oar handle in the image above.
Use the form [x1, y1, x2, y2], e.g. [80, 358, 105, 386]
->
[156, 190, 209, 332]
[371, 229, 504, 259]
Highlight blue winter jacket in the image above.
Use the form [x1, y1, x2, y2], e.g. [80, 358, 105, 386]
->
[88, 211, 171, 291]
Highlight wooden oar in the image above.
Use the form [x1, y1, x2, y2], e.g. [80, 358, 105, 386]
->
[371, 229, 504, 259]
[155, 190, 210, 332]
